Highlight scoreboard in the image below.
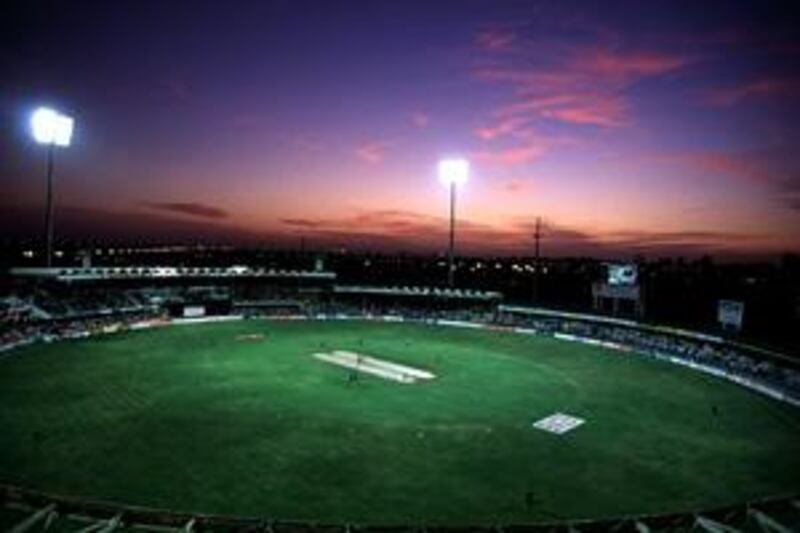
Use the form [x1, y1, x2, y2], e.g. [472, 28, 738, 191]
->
[593, 263, 643, 317]
[718, 300, 744, 331]
[607, 263, 638, 286]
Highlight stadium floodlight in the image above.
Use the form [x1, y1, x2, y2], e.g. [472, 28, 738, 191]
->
[438, 158, 469, 187]
[31, 107, 74, 147]
[437, 158, 470, 287]
[30, 107, 74, 268]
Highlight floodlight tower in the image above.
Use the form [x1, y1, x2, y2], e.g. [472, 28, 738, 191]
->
[438, 158, 469, 287]
[30, 107, 74, 267]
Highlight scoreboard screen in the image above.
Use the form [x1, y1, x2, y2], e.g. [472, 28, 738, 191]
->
[183, 305, 206, 318]
[718, 300, 744, 330]
[607, 264, 638, 286]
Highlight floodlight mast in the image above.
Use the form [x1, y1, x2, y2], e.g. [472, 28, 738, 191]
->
[31, 107, 74, 268]
[449, 180, 455, 287]
[44, 143, 55, 268]
[438, 159, 469, 287]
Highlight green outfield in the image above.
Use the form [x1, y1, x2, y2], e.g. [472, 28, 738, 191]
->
[1, 320, 799, 525]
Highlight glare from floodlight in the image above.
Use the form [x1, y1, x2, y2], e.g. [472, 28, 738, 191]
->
[31, 107, 74, 147]
[438, 158, 469, 187]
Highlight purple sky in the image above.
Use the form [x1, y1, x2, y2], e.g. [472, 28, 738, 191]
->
[2, 0, 799, 258]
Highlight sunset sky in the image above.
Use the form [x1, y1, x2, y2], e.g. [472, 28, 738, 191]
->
[2, 0, 799, 257]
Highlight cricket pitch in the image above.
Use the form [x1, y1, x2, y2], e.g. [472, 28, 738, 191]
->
[312, 350, 436, 384]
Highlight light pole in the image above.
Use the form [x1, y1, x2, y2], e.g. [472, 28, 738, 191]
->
[533, 216, 541, 303]
[31, 107, 74, 267]
[438, 158, 469, 287]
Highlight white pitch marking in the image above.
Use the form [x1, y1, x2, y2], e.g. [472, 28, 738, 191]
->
[532, 413, 585, 434]
[332, 351, 435, 380]
[312, 351, 435, 384]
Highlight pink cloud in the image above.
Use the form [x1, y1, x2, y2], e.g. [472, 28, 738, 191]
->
[649, 151, 772, 183]
[497, 93, 580, 114]
[704, 77, 800, 106]
[576, 47, 687, 80]
[498, 91, 628, 128]
[355, 141, 390, 163]
[474, 28, 516, 52]
[473, 43, 688, 130]
[472, 66, 539, 85]
[475, 116, 530, 140]
[410, 111, 429, 129]
[472, 139, 547, 167]
[541, 95, 628, 127]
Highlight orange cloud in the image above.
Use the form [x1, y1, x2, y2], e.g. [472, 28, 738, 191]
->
[279, 217, 322, 228]
[3, 201, 782, 257]
[276, 209, 780, 256]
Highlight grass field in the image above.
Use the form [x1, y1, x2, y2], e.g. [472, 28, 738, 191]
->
[1, 320, 799, 525]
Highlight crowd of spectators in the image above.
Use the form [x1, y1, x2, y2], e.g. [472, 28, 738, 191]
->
[309, 302, 494, 323]
[494, 312, 800, 399]
[2, 289, 799, 402]
[0, 289, 167, 353]
[0, 311, 168, 353]
[247, 301, 800, 399]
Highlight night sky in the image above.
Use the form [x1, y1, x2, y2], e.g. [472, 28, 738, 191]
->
[2, 0, 799, 258]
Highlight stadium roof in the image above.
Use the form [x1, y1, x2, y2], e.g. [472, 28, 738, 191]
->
[334, 285, 502, 301]
[9, 266, 337, 282]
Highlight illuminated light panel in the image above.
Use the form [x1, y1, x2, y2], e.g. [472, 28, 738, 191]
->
[438, 158, 469, 186]
[31, 107, 74, 147]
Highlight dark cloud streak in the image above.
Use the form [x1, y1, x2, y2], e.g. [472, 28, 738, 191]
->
[144, 202, 229, 220]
